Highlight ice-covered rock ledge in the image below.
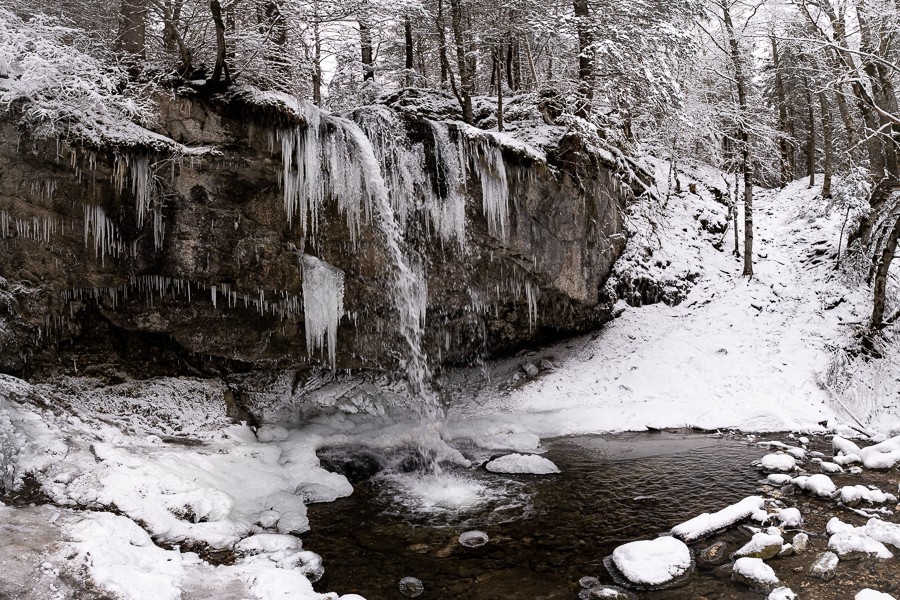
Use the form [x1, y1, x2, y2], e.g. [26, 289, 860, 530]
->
[0, 84, 643, 380]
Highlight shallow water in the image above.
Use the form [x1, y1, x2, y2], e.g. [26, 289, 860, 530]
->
[305, 432, 787, 599]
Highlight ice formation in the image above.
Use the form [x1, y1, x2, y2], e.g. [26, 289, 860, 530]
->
[84, 204, 124, 264]
[484, 453, 560, 475]
[301, 255, 345, 368]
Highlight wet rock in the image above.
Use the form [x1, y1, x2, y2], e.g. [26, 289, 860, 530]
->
[778, 544, 794, 557]
[398, 576, 424, 597]
[318, 451, 382, 483]
[808, 551, 839, 581]
[578, 576, 600, 589]
[732, 557, 779, 590]
[458, 530, 489, 548]
[791, 533, 809, 554]
[522, 362, 539, 378]
[697, 541, 729, 568]
[579, 585, 638, 600]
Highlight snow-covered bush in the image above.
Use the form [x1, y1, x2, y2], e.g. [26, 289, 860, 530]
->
[0, 9, 155, 145]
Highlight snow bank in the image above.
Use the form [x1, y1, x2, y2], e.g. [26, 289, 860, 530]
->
[670, 496, 766, 542]
[610, 536, 692, 586]
[484, 453, 559, 474]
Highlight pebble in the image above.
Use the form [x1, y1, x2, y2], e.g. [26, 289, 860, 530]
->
[399, 577, 424, 597]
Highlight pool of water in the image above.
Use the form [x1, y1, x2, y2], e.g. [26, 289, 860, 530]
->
[304, 432, 779, 599]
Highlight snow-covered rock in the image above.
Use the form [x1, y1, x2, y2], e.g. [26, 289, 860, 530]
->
[609, 536, 693, 588]
[760, 453, 796, 472]
[732, 532, 784, 560]
[776, 507, 802, 528]
[828, 530, 893, 559]
[484, 453, 559, 474]
[732, 557, 779, 589]
[809, 551, 839, 581]
[856, 590, 897, 600]
[792, 474, 836, 497]
[769, 587, 797, 600]
[670, 496, 766, 542]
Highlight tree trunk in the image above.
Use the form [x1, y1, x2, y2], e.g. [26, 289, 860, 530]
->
[771, 36, 790, 188]
[572, 0, 593, 116]
[360, 21, 374, 81]
[871, 213, 900, 328]
[449, 0, 473, 123]
[820, 90, 834, 198]
[118, 0, 146, 75]
[404, 18, 414, 86]
[209, 0, 229, 86]
[158, 0, 191, 76]
[836, 86, 861, 154]
[312, 22, 322, 105]
[496, 48, 504, 132]
[805, 76, 816, 187]
[723, 2, 753, 276]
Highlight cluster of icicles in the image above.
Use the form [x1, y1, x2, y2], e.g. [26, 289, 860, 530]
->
[10, 99, 545, 377]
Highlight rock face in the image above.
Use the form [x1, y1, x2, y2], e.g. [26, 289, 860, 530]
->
[0, 88, 635, 381]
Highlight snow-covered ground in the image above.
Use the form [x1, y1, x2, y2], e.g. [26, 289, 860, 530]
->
[446, 162, 900, 436]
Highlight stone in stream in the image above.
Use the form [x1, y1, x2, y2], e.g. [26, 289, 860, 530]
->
[579, 585, 638, 600]
[791, 532, 809, 554]
[522, 362, 540, 378]
[398, 576, 424, 598]
[768, 587, 798, 600]
[732, 557, 779, 590]
[604, 536, 694, 590]
[458, 530, 489, 548]
[578, 576, 600, 589]
[808, 551, 839, 581]
[697, 541, 729, 568]
[731, 532, 784, 560]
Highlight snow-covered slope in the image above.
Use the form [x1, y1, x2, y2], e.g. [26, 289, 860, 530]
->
[447, 162, 899, 435]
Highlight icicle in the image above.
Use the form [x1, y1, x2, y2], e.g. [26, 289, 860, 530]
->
[301, 254, 345, 368]
[211, 284, 217, 309]
[469, 137, 510, 241]
[428, 121, 467, 247]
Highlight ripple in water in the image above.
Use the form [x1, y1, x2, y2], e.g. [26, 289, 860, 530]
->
[375, 468, 532, 527]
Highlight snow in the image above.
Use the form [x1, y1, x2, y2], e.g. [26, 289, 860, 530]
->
[670, 496, 767, 542]
[732, 557, 779, 586]
[776, 508, 802, 527]
[610, 536, 692, 586]
[484, 453, 560, 474]
[839, 485, 897, 505]
[856, 591, 897, 600]
[865, 518, 900, 550]
[792, 474, 837, 498]
[827, 518, 856, 535]
[445, 169, 867, 435]
[832, 436, 900, 470]
[769, 587, 797, 600]
[766, 474, 793, 485]
[828, 530, 893, 559]
[760, 453, 796, 472]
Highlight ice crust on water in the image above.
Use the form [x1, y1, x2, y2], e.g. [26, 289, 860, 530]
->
[611, 536, 692, 586]
[301, 255, 345, 368]
[670, 496, 766, 542]
[484, 453, 560, 474]
[733, 557, 779, 586]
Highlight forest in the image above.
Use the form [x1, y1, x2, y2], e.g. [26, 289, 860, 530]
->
[2, 1, 900, 600]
